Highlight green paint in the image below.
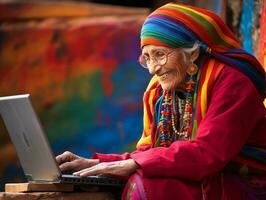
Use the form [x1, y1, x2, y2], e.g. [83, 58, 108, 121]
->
[40, 70, 104, 142]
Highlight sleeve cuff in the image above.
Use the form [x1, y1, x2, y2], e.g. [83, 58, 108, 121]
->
[92, 152, 132, 162]
[130, 149, 155, 177]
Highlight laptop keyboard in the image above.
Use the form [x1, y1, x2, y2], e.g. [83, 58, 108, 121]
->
[61, 174, 125, 187]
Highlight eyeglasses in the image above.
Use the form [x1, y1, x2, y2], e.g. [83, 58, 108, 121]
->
[138, 49, 176, 69]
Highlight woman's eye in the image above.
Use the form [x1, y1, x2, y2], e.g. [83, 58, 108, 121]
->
[144, 55, 150, 61]
[155, 51, 165, 59]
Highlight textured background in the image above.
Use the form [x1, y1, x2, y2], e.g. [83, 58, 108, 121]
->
[0, 2, 150, 189]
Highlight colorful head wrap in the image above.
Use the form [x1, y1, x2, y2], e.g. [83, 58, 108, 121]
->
[140, 3, 266, 97]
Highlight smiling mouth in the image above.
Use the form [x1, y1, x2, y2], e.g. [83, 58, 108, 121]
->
[158, 71, 171, 80]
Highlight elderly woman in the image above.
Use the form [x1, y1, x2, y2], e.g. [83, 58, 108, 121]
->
[56, 3, 266, 200]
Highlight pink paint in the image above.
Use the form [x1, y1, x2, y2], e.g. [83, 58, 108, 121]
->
[259, 0, 266, 70]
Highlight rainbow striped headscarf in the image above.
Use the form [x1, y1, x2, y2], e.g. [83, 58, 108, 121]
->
[137, 3, 266, 148]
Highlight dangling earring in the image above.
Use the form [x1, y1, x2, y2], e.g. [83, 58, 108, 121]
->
[182, 61, 198, 140]
[186, 61, 198, 76]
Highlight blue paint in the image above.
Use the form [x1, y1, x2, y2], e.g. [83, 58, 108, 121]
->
[213, 0, 223, 15]
[51, 59, 151, 159]
[240, 0, 254, 54]
[0, 164, 26, 191]
[83, 62, 148, 156]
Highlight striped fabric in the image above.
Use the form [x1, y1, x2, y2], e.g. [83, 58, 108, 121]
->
[137, 2, 266, 148]
[140, 3, 266, 96]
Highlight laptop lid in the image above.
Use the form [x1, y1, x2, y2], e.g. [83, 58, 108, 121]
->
[0, 94, 61, 182]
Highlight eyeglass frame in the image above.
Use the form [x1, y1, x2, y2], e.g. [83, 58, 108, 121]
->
[138, 48, 177, 69]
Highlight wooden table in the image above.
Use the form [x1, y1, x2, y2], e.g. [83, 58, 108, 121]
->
[0, 183, 121, 200]
[0, 191, 117, 200]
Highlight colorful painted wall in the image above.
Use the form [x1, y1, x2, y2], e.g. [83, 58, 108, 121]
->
[259, 0, 266, 70]
[226, 0, 266, 70]
[226, 0, 266, 105]
[0, 2, 150, 190]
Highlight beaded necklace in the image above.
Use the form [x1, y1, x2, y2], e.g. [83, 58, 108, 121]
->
[156, 74, 197, 147]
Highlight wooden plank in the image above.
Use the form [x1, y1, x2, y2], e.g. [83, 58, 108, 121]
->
[0, 191, 116, 200]
[5, 183, 74, 193]
[0, 1, 149, 20]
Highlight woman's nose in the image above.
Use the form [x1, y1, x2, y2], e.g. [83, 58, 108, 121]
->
[148, 60, 161, 75]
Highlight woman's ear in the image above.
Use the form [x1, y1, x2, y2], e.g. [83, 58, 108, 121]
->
[190, 43, 200, 62]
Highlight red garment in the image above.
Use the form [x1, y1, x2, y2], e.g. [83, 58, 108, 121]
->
[93, 66, 266, 200]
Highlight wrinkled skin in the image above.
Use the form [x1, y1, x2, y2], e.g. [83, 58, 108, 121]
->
[56, 151, 138, 178]
[141, 44, 199, 91]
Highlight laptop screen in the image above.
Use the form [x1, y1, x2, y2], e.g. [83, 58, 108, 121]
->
[0, 94, 61, 182]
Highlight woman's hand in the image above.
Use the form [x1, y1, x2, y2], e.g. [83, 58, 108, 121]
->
[56, 151, 99, 172]
[73, 159, 139, 178]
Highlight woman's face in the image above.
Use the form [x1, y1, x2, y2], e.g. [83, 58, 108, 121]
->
[141, 45, 189, 91]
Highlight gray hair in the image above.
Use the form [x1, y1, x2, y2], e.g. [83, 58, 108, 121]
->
[180, 43, 200, 64]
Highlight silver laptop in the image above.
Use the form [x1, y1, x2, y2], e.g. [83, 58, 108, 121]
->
[0, 94, 124, 187]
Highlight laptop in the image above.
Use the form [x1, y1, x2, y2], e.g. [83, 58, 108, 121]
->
[0, 94, 125, 187]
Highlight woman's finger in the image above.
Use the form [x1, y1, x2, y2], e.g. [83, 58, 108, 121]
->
[55, 154, 66, 165]
[73, 164, 99, 174]
[59, 159, 82, 171]
[56, 151, 75, 164]
[74, 166, 102, 176]
[79, 169, 99, 177]
[74, 162, 109, 176]
[59, 162, 73, 172]
[73, 160, 136, 177]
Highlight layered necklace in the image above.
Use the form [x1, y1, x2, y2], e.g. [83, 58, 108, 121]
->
[155, 74, 197, 147]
